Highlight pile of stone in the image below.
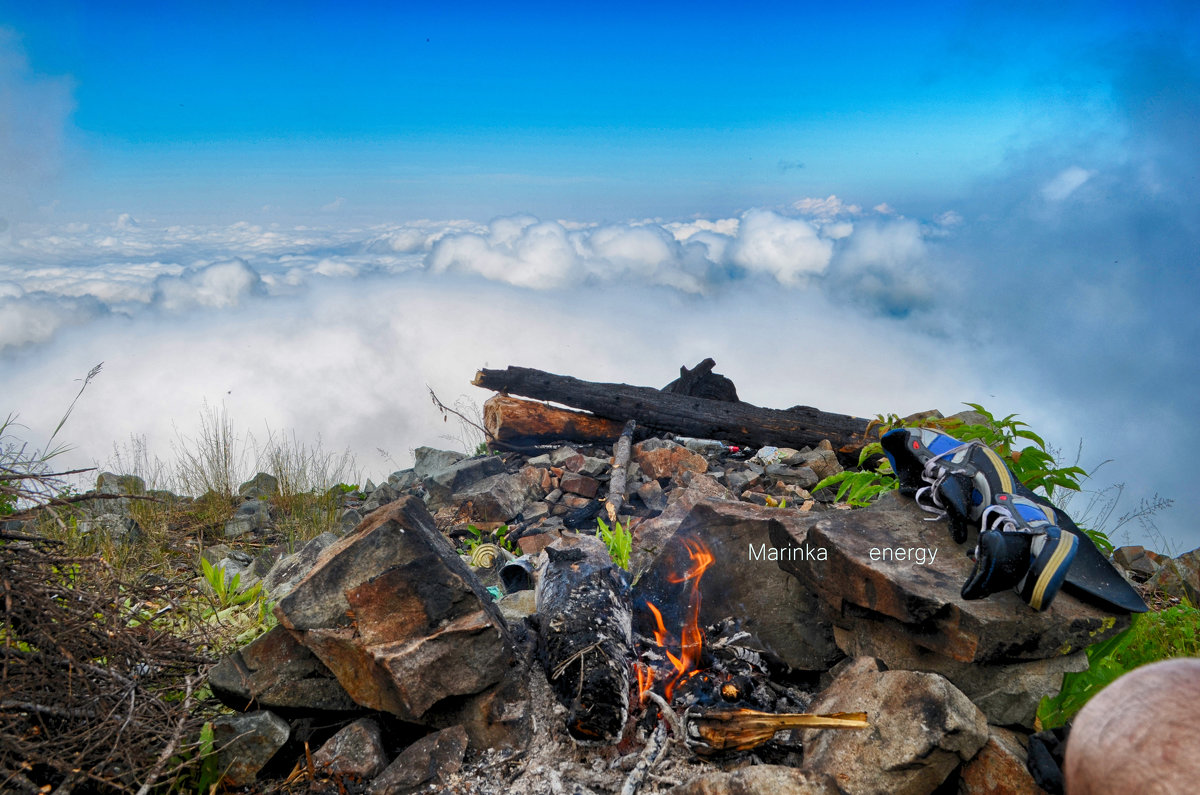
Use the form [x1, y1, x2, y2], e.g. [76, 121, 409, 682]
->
[64, 423, 1199, 794]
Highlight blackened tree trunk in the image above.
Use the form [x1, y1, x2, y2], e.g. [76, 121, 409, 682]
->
[473, 365, 873, 461]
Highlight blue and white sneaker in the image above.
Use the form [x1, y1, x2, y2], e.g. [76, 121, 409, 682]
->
[962, 492, 1079, 611]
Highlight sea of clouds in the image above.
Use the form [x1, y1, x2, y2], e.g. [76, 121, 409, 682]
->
[1, 183, 1196, 553]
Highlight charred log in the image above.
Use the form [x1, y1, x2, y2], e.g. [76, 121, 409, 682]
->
[536, 535, 634, 744]
[473, 365, 873, 461]
[662, 358, 739, 402]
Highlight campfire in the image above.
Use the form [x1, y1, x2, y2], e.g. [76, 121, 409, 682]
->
[629, 534, 867, 763]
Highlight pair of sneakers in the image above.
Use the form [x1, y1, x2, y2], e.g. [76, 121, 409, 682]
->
[880, 428, 1078, 611]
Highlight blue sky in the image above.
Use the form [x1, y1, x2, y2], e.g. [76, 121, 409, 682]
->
[1, 1, 1198, 553]
[3, 1, 1189, 220]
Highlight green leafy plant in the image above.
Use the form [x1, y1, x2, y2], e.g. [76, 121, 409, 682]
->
[950, 403, 1088, 499]
[813, 469, 899, 507]
[597, 516, 632, 570]
[819, 403, 1097, 519]
[200, 557, 262, 610]
[1038, 602, 1200, 729]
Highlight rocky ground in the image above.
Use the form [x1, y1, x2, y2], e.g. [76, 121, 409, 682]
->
[16, 423, 1197, 795]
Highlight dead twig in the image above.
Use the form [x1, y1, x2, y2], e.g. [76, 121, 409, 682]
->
[644, 691, 683, 739]
[134, 674, 196, 795]
[4, 491, 164, 523]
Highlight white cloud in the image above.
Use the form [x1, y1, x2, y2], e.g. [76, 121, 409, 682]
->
[1041, 166, 1094, 202]
[152, 260, 265, 311]
[728, 209, 833, 285]
[0, 194, 1194, 553]
[321, 197, 347, 212]
[428, 217, 579, 289]
[666, 217, 740, 241]
[0, 294, 107, 351]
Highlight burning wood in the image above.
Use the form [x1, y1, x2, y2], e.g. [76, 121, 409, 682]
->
[682, 707, 870, 755]
[641, 538, 715, 701]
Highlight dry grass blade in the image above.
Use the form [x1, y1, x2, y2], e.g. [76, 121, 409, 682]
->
[684, 707, 869, 754]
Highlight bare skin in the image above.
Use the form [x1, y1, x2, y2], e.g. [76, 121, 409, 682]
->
[1065, 657, 1200, 794]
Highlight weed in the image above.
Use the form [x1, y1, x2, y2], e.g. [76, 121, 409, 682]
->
[199, 557, 262, 610]
[429, 388, 490, 455]
[171, 401, 248, 499]
[1, 363, 102, 518]
[597, 516, 632, 570]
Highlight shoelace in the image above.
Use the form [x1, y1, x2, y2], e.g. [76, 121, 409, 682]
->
[913, 440, 985, 520]
[980, 502, 1045, 537]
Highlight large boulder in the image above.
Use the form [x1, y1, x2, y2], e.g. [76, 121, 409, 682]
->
[769, 491, 1129, 663]
[454, 466, 546, 522]
[238, 472, 279, 499]
[633, 438, 708, 481]
[959, 725, 1047, 795]
[96, 471, 145, 495]
[260, 532, 340, 600]
[1145, 546, 1200, 605]
[225, 498, 273, 538]
[412, 447, 467, 480]
[274, 498, 521, 747]
[831, 621, 1088, 728]
[366, 725, 469, 795]
[312, 717, 389, 781]
[420, 455, 506, 509]
[801, 662, 989, 795]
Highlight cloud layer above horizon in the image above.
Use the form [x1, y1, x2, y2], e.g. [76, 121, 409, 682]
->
[2, 165, 1197, 553]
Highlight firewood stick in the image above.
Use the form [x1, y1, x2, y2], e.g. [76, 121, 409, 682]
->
[644, 690, 683, 739]
[683, 707, 869, 755]
[605, 420, 636, 524]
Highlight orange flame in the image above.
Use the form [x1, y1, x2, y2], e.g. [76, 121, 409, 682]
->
[643, 537, 715, 701]
[634, 662, 655, 705]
